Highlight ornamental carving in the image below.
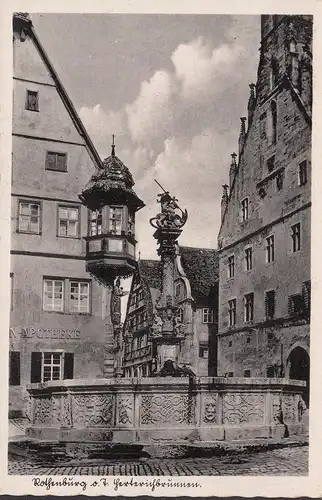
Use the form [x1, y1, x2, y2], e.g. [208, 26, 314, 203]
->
[52, 395, 62, 425]
[72, 394, 114, 427]
[61, 394, 72, 427]
[223, 393, 264, 425]
[140, 394, 195, 426]
[203, 395, 217, 424]
[282, 395, 296, 423]
[118, 396, 133, 425]
[271, 395, 282, 423]
[33, 396, 52, 425]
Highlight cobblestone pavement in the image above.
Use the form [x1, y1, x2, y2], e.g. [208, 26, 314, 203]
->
[8, 445, 308, 476]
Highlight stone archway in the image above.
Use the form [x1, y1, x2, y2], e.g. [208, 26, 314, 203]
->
[288, 346, 310, 407]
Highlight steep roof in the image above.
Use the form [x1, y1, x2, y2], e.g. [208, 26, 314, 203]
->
[180, 246, 219, 301]
[13, 13, 103, 170]
[138, 259, 162, 289]
[138, 246, 219, 301]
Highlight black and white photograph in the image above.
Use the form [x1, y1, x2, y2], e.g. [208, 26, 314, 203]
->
[2, 4, 319, 493]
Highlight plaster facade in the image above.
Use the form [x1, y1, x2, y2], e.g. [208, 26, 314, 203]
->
[218, 16, 312, 389]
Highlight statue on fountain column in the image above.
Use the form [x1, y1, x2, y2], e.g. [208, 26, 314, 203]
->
[149, 182, 188, 231]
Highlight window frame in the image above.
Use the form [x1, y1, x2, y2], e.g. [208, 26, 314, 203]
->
[45, 151, 68, 173]
[245, 246, 253, 271]
[291, 222, 301, 252]
[199, 342, 209, 359]
[43, 278, 64, 312]
[241, 197, 249, 222]
[25, 89, 39, 112]
[202, 308, 214, 324]
[228, 298, 236, 326]
[265, 234, 275, 263]
[265, 289, 276, 320]
[298, 160, 308, 186]
[41, 351, 64, 383]
[69, 280, 91, 314]
[43, 277, 92, 314]
[89, 208, 103, 236]
[17, 199, 42, 235]
[108, 206, 124, 235]
[227, 254, 235, 279]
[57, 204, 80, 239]
[244, 292, 254, 323]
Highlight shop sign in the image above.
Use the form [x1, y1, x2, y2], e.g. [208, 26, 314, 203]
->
[9, 326, 80, 340]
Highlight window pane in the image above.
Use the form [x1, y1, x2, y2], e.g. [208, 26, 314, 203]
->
[59, 208, 68, 219]
[68, 209, 78, 220]
[59, 220, 67, 235]
[109, 238, 123, 252]
[67, 220, 78, 237]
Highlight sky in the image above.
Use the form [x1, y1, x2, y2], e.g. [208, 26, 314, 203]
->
[32, 14, 261, 259]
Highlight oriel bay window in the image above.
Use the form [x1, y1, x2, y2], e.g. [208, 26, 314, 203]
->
[18, 201, 41, 234]
[87, 205, 137, 255]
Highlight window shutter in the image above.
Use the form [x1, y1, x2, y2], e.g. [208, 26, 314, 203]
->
[64, 353, 74, 379]
[30, 352, 42, 383]
[302, 280, 311, 314]
[9, 352, 20, 386]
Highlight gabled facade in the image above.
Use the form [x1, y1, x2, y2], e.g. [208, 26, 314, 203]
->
[218, 16, 312, 398]
[10, 13, 108, 416]
[122, 246, 219, 377]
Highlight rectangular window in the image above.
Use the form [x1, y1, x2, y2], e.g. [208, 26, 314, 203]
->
[266, 365, 275, 378]
[298, 160, 307, 186]
[89, 209, 102, 236]
[18, 201, 40, 234]
[244, 292, 254, 322]
[199, 343, 209, 359]
[46, 152, 67, 172]
[228, 299, 236, 326]
[228, 255, 235, 278]
[291, 223, 301, 252]
[43, 279, 64, 312]
[203, 308, 214, 324]
[109, 207, 123, 235]
[241, 197, 249, 221]
[266, 235, 275, 263]
[69, 281, 90, 313]
[228, 372, 234, 377]
[178, 307, 184, 323]
[267, 155, 275, 173]
[42, 352, 63, 382]
[25, 90, 39, 111]
[288, 294, 304, 316]
[244, 369, 251, 377]
[245, 247, 253, 271]
[265, 290, 276, 320]
[9, 352, 20, 386]
[58, 206, 79, 238]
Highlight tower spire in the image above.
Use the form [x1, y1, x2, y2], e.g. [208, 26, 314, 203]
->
[111, 134, 115, 157]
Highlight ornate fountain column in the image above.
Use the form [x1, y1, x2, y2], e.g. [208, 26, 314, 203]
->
[150, 185, 192, 375]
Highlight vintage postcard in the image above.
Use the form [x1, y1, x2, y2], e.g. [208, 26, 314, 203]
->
[0, 0, 321, 497]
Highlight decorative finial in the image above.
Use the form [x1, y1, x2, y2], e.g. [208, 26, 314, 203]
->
[231, 152, 237, 163]
[111, 134, 115, 157]
[138, 251, 141, 261]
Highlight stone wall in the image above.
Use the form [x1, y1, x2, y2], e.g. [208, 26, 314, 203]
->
[26, 377, 308, 444]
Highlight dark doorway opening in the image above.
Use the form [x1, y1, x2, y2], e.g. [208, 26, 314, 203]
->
[288, 347, 310, 407]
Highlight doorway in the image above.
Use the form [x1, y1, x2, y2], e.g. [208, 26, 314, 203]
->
[288, 347, 310, 407]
